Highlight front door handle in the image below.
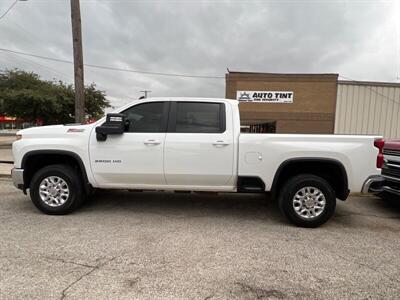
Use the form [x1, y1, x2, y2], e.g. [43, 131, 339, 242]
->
[144, 139, 161, 145]
[212, 140, 230, 147]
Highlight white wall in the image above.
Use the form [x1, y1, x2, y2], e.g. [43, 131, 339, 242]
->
[335, 82, 400, 139]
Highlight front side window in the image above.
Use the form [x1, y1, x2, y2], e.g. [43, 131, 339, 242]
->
[122, 102, 165, 132]
[175, 102, 225, 133]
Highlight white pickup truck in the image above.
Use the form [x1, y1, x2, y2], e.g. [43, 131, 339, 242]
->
[12, 97, 384, 227]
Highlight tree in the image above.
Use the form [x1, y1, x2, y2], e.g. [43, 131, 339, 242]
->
[0, 69, 111, 125]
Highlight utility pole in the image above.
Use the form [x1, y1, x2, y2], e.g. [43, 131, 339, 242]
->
[70, 0, 85, 123]
[140, 90, 151, 99]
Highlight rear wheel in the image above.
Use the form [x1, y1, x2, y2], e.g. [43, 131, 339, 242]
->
[278, 174, 336, 228]
[29, 164, 85, 215]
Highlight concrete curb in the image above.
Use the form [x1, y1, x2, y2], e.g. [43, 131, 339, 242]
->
[0, 133, 17, 136]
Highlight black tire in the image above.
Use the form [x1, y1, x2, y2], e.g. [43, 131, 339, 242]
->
[29, 164, 85, 215]
[278, 174, 336, 228]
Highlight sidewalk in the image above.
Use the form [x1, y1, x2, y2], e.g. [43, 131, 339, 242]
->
[0, 164, 12, 178]
[0, 130, 18, 136]
[0, 147, 13, 178]
[0, 136, 15, 149]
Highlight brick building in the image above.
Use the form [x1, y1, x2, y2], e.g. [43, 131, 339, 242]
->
[225, 71, 338, 134]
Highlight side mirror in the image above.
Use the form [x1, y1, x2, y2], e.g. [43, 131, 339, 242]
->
[96, 113, 125, 141]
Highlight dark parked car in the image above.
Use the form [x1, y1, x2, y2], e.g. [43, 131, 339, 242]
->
[381, 140, 400, 198]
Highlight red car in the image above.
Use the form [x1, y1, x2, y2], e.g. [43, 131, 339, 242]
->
[381, 140, 400, 197]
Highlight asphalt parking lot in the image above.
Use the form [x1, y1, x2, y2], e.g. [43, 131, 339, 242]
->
[0, 179, 399, 299]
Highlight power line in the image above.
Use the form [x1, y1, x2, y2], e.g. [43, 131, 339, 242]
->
[7, 51, 74, 81]
[0, 47, 225, 79]
[3, 20, 75, 81]
[2, 48, 397, 106]
[0, 0, 18, 21]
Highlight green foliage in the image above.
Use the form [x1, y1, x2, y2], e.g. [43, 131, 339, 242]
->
[0, 69, 111, 124]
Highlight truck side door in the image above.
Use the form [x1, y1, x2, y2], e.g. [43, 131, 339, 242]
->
[89, 101, 169, 188]
[164, 101, 235, 189]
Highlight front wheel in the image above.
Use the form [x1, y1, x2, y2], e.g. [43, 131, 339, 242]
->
[29, 164, 85, 215]
[278, 174, 336, 228]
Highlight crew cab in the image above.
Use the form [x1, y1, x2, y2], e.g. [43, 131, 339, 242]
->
[11, 98, 383, 227]
[381, 140, 400, 197]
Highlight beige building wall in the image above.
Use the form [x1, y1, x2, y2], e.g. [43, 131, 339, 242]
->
[335, 81, 400, 139]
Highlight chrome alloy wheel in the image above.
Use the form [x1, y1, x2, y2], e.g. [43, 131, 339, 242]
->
[39, 176, 70, 207]
[293, 186, 326, 219]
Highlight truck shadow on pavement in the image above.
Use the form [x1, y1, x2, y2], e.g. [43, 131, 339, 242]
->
[80, 190, 287, 224]
[6, 181, 399, 228]
[78, 190, 400, 228]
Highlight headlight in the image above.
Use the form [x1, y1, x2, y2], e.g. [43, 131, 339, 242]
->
[16, 134, 22, 141]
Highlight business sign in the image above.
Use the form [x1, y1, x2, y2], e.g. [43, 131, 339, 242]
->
[236, 91, 294, 103]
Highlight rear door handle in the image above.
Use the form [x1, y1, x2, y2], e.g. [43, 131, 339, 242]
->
[212, 140, 230, 147]
[144, 139, 161, 145]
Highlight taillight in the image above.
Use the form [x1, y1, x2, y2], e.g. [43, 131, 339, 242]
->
[374, 138, 385, 168]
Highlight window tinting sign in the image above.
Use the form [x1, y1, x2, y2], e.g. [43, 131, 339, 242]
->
[237, 91, 294, 103]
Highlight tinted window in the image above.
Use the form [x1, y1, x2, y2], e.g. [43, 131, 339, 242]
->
[175, 102, 224, 133]
[122, 102, 165, 132]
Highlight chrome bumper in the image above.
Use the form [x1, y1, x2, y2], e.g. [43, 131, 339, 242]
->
[361, 175, 384, 193]
[11, 168, 24, 190]
[383, 186, 400, 196]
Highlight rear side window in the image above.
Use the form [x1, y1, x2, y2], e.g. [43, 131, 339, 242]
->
[174, 102, 225, 133]
[122, 102, 166, 133]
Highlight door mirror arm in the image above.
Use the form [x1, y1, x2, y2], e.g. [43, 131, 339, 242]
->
[124, 119, 131, 132]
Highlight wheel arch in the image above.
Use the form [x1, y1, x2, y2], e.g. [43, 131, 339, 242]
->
[21, 150, 91, 194]
[271, 158, 349, 200]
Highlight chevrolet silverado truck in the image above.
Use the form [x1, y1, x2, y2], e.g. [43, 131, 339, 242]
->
[11, 98, 384, 227]
[381, 140, 400, 197]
